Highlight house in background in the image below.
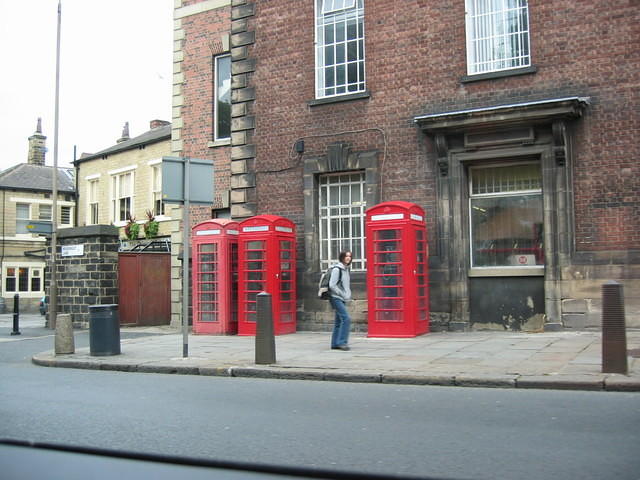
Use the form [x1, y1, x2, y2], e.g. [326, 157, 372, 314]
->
[72, 120, 177, 326]
[73, 120, 175, 247]
[0, 119, 76, 313]
[173, 0, 639, 331]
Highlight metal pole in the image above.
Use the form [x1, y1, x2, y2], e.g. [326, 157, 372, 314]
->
[50, 0, 62, 330]
[255, 292, 275, 364]
[182, 158, 190, 357]
[601, 280, 627, 374]
[11, 294, 21, 336]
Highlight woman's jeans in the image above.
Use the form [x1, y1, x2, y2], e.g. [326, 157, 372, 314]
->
[329, 296, 351, 347]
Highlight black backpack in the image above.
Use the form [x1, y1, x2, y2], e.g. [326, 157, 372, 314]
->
[317, 266, 342, 299]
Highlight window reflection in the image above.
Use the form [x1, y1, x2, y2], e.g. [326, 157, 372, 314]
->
[471, 195, 543, 267]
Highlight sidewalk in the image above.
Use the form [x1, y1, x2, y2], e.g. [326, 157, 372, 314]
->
[30, 323, 640, 392]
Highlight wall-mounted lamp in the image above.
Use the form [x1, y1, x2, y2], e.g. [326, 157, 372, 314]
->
[294, 139, 305, 154]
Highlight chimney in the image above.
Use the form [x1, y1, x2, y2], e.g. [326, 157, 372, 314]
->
[150, 119, 170, 129]
[117, 122, 130, 143]
[28, 118, 47, 166]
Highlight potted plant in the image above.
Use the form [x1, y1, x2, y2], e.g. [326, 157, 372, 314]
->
[143, 210, 159, 239]
[124, 214, 140, 240]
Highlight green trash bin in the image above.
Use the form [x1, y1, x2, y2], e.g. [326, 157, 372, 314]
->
[89, 304, 121, 356]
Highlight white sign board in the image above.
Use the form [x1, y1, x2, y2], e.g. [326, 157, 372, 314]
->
[61, 244, 84, 257]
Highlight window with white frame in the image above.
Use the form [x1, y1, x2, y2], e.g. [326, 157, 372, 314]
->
[16, 203, 31, 234]
[469, 162, 543, 268]
[88, 179, 99, 225]
[315, 0, 365, 99]
[60, 206, 72, 226]
[151, 164, 165, 216]
[465, 0, 531, 75]
[4, 265, 43, 294]
[319, 172, 366, 271]
[214, 54, 231, 141]
[111, 171, 133, 223]
[39, 204, 52, 221]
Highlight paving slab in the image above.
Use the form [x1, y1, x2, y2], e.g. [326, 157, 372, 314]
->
[28, 328, 640, 392]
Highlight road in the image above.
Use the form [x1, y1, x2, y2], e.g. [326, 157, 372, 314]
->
[1, 315, 639, 480]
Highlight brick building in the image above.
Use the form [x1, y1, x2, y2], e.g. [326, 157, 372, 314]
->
[170, 0, 234, 326]
[174, 0, 639, 331]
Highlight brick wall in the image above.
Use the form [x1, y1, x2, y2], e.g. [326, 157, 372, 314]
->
[178, 0, 640, 329]
[171, 0, 233, 327]
[177, 3, 232, 210]
[243, 0, 639, 329]
[246, 0, 639, 252]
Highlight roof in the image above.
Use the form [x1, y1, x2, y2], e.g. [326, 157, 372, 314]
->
[0, 164, 75, 194]
[74, 123, 171, 164]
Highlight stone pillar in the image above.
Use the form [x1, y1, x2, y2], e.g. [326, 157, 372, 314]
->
[230, 0, 257, 219]
[47, 225, 120, 327]
[55, 314, 74, 354]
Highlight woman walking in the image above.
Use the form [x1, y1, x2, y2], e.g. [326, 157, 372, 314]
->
[329, 251, 352, 351]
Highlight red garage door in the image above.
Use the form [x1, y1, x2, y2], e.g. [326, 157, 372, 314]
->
[118, 252, 170, 326]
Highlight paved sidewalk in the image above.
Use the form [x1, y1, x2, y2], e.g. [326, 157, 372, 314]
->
[30, 325, 640, 392]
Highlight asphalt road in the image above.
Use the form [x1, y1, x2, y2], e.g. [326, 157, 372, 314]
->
[1, 320, 640, 480]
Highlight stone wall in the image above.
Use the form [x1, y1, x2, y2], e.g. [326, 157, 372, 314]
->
[47, 225, 119, 327]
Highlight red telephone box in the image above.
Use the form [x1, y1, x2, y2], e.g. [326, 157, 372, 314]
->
[192, 219, 239, 335]
[238, 215, 296, 336]
[366, 201, 429, 337]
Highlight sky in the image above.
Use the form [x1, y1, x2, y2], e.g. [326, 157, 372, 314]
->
[0, 0, 174, 172]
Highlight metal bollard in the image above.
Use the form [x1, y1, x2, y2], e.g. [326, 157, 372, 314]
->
[601, 281, 627, 374]
[11, 293, 21, 336]
[255, 292, 276, 365]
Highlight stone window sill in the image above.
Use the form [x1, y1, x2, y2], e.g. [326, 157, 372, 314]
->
[468, 266, 544, 277]
[308, 90, 371, 107]
[460, 66, 537, 84]
[208, 138, 231, 148]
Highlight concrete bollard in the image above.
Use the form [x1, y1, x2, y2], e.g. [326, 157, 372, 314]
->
[55, 314, 75, 355]
[255, 292, 276, 365]
[601, 281, 627, 374]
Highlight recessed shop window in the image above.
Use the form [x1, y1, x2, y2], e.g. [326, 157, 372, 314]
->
[469, 162, 543, 268]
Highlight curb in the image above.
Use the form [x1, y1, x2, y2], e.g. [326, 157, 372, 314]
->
[31, 353, 640, 392]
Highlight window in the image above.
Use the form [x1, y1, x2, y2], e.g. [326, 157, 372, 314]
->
[469, 163, 543, 268]
[111, 171, 133, 223]
[465, 0, 530, 75]
[4, 266, 43, 293]
[39, 204, 52, 221]
[319, 172, 366, 271]
[151, 165, 165, 216]
[214, 54, 231, 141]
[60, 206, 72, 226]
[88, 179, 99, 225]
[315, 0, 365, 99]
[16, 203, 31, 234]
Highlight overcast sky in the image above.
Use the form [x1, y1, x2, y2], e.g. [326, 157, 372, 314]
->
[0, 0, 173, 172]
